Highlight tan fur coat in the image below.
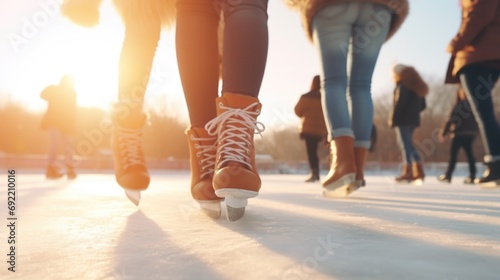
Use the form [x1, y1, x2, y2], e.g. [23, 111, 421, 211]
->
[394, 66, 428, 97]
[61, 0, 175, 28]
[285, 0, 409, 42]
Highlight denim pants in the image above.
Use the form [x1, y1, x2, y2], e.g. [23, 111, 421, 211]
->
[312, 2, 390, 148]
[459, 64, 500, 163]
[48, 127, 75, 168]
[395, 126, 421, 164]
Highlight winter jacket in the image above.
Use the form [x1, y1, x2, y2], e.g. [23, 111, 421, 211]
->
[446, 0, 500, 78]
[61, 0, 175, 28]
[284, 0, 409, 42]
[40, 85, 77, 135]
[389, 67, 428, 128]
[295, 90, 327, 138]
[441, 100, 478, 138]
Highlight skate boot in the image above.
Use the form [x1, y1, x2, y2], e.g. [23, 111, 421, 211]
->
[46, 164, 63, 179]
[67, 166, 77, 180]
[437, 173, 451, 183]
[463, 176, 475, 184]
[476, 160, 500, 188]
[395, 164, 412, 183]
[305, 168, 320, 182]
[205, 93, 264, 221]
[411, 162, 425, 185]
[111, 108, 149, 205]
[352, 147, 368, 191]
[322, 136, 356, 198]
[187, 127, 223, 218]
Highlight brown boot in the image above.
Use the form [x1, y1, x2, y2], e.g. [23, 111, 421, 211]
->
[186, 127, 223, 218]
[395, 164, 412, 183]
[206, 93, 264, 221]
[111, 107, 149, 205]
[412, 162, 425, 184]
[354, 147, 368, 188]
[322, 136, 356, 198]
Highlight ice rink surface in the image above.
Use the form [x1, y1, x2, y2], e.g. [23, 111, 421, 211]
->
[1, 171, 499, 280]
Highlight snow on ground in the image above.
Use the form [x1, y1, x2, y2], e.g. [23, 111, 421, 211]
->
[1, 171, 500, 280]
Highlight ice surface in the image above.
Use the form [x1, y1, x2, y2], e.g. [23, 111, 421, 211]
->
[1, 172, 499, 280]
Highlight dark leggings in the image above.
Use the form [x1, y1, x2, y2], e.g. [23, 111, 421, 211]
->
[176, 0, 269, 127]
[304, 136, 322, 170]
[446, 134, 476, 177]
[459, 65, 500, 162]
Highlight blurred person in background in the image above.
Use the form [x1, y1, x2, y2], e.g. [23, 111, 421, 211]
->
[389, 64, 428, 184]
[437, 86, 478, 184]
[295, 75, 328, 182]
[446, 0, 500, 187]
[40, 74, 78, 180]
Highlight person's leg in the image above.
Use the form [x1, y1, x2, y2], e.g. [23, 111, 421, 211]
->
[459, 65, 500, 186]
[304, 136, 320, 182]
[46, 127, 63, 179]
[349, 2, 390, 148]
[61, 133, 77, 179]
[462, 135, 477, 182]
[405, 126, 424, 181]
[394, 126, 413, 182]
[176, 0, 220, 127]
[440, 136, 461, 182]
[176, 0, 223, 217]
[111, 9, 162, 199]
[312, 2, 357, 196]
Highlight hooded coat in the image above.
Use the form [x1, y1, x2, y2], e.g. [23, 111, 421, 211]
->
[389, 66, 428, 128]
[284, 0, 409, 42]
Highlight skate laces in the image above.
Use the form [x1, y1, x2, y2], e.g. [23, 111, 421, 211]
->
[117, 127, 145, 170]
[190, 134, 216, 179]
[205, 102, 265, 170]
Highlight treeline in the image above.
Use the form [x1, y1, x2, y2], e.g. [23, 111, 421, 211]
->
[2, 79, 499, 162]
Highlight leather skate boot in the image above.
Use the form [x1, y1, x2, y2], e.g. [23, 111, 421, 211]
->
[412, 162, 425, 185]
[46, 164, 63, 179]
[395, 164, 412, 183]
[322, 136, 356, 198]
[353, 147, 368, 191]
[111, 106, 149, 205]
[66, 166, 77, 180]
[187, 127, 223, 218]
[205, 93, 264, 221]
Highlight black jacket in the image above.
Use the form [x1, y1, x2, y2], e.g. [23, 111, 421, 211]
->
[389, 83, 426, 127]
[441, 100, 478, 137]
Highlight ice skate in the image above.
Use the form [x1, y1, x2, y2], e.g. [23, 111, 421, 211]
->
[322, 137, 356, 198]
[411, 162, 425, 185]
[187, 127, 223, 219]
[46, 164, 64, 180]
[395, 164, 413, 184]
[111, 106, 150, 205]
[206, 93, 264, 221]
[477, 161, 500, 188]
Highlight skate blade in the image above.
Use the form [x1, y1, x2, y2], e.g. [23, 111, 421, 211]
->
[226, 205, 246, 222]
[412, 179, 424, 186]
[322, 174, 355, 198]
[215, 189, 258, 222]
[124, 189, 141, 206]
[479, 180, 500, 188]
[195, 200, 222, 219]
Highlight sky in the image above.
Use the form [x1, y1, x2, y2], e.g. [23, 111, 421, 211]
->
[0, 0, 461, 128]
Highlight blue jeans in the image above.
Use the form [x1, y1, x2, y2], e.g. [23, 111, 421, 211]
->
[312, 2, 390, 148]
[459, 64, 500, 163]
[395, 126, 421, 164]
